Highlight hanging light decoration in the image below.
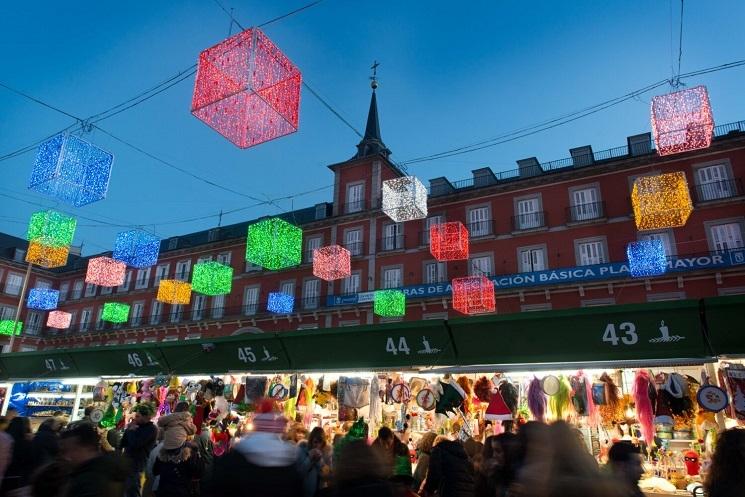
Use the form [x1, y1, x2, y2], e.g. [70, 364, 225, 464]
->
[25, 241, 69, 269]
[28, 133, 114, 207]
[245, 217, 302, 270]
[85, 256, 127, 287]
[113, 230, 161, 268]
[27, 288, 60, 311]
[191, 261, 233, 296]
[26, 210, 76, 248]
[374, 289, 406, 317]
[0, 320, 22, 336]
[267, 292, 294, 314]
[191, 28, 302, 148]
[312, 245, 351, 281]
[430, 222, 469, 261]
[626, 240, 668, 278]
[157, 280, 192, 305]
[47, 310, 72, 329]
[631, 172, 693, 230]
[102, 302, 130, 323]
[382, 176, 428, 223]
[452, 275, 496, 315]
[651, 85, 714, 156]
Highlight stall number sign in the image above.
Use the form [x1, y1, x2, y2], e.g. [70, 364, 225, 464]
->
[602, 320, 685, 346]
[385, 336, 442, 356]
[126, 352, 160, 369]
[238, 346, 279, 364]
[44, 358, 71, 372]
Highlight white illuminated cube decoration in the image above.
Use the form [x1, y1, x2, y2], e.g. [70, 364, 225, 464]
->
[382, 176, 428, 222]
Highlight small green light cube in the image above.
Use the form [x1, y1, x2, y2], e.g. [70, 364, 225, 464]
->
[0, 320, 22, 336]
[245, 217, 302, 270]
[191, 261, 233, 296]
[374, 290, 406, 317]
[27, 210, 76, 248]
[102, 302, 130, 323]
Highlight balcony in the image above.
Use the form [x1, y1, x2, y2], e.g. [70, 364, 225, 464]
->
[694, 178, 743, 203]
[343, 200, 366, 214]
[379, 235, 406, 252]
[512, 211, 547, 231]
[465, 220, 495, 238]
[566, 201, 605, 223]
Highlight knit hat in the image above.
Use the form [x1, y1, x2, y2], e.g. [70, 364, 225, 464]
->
[485, 389, 513, 421]
[163, 425, 188, 450]
[252, 398, 288, 434]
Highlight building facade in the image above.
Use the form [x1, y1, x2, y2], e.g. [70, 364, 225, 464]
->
[1, 87, 744, 351]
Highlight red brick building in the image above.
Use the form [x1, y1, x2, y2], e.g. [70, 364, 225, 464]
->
[1, 86, 744, 351]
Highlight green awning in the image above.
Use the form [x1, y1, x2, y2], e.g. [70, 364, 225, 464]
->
[70, 344, 168, 377]
[0, 350, 80, 380]
[448, 299, 711, 366]
[703, 295, 745, 357]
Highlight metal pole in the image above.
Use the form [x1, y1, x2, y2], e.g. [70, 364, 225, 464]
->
[8, 262, 33, 352]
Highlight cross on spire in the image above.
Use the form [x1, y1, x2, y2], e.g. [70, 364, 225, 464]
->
[370, 60, 380, 89]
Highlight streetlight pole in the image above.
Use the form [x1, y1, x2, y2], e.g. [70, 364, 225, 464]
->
[8, 261, 33, 352]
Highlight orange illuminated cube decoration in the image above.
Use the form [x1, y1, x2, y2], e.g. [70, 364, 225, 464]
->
[25, 241, 69, 269]
[313, 245, 351, 281]
[651, 85, 714, 156]
[452, 276, 495, 315]
[85, 256, 126, 287]
[631, 172, 693, 230]
[430, 222, 469, 261]
[157, 280, 192, 305]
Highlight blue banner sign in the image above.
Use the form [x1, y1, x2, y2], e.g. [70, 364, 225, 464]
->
[326, 250, 745, 307]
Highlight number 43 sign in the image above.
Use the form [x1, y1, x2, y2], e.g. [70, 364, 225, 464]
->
[602, 320, 686, 346]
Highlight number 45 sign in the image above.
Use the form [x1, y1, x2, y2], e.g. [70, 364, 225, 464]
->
[602, 320, 686, 346]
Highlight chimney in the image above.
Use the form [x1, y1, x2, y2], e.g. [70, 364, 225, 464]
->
[472, 167, 497, 187]
[570, 146, 594, 168]
[517, 157, 542, 178]
[429, 177, 455, 197]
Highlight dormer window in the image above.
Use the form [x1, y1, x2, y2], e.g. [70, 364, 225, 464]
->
[346, 183, 365, 213]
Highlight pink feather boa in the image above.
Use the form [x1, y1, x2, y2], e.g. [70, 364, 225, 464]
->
[633, 370, 655, 444]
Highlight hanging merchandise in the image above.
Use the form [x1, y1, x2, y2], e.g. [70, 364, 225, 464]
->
[312, 245, 351, 281]
[0, 321, 22, 336]
[498, 380, 519, 419]
[390, 381, 411, 404]
[542, 375, 561, 396]
[416, 386, 436, 411]
[85, 256, 127, 287]
[451, 275, 496, 315]
[527, 376, 547, 422]
[631, 172, 693, 231]
[27, 210, 77, 248]
[429, 222, 469, 261]
[245, 217, 302, 270]
[697, 380, 729, 413]
[25, 242, 69, 269]
[340, 377, 370, 409]
[102, 302, 130, 323]
[244, 376, 268, 406]
[113, 230, 161, 268]
[626, 240, 668, 278]
[381, 176, 428, 222]
[457, 376, 473, 414]
[191, 261, 233, 295]
[46, 310, 72, 329]
[633, 370, 656, 444]
[373, 289, 406, 317]
[157, 280, 192, 305]
[191, 27, 301, 148]
[651, 85, 714, 156]
[548, 376, 572, 421]
[474, 376, 492, 403]
[268, 376, 289, 401]
[267, 292, 294, 314]
[717, 363, 745, 420]
[26, 288, 59, 311]
[485, 389, 513, 421]
[435, 378, 466, 416]
[28, 133, 114, 207]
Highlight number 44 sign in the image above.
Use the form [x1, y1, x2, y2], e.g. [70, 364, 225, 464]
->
[602, 320, 686, 346]
[386, 336, 442, 356]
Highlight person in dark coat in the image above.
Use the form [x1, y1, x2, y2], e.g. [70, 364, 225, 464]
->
[152, 427, 203, 497]
[423, 439, 475, 497]
[331, 439, 393, 497]
[2, 416, 33, 495]
[121, 403, 158, 497]
[32, 417, 64, 469]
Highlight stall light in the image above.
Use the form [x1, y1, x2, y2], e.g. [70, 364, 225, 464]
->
[313, 245, 351, 281]
[157, 280, 192, 305]
[452, 276, 495, 315]
[430, 222, 469, 261]
[0, 320, 22, 336]
[382, 176, 428, 223]
[191, 28, 301, 148]
[102, 302, 130, 323]
[47, 310, 72, 329]
[245, 217, 302, 270]
[28, 133, 114, 207]
[374, 290, 406, 317]
[26, 209, 76, 248]
[626, 240, 667, 278]
[651, 85, 714, 156]
[191, 261, 233, 295]
[631, 172, 693, 230]
[86, 256, 127, 287]
[25, 241, 69, 269]
[113, 230, 160, 268]
[267, 292, 294, 314]
[27, 288, 60, 311]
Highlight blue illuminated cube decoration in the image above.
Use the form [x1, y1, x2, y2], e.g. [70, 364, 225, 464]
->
[28, 133, 114, 207]
[113, 230, 161, 268]
[267, 292, 294, 314]
[626, 239, 668, 278]
[27, 288, 59, 311]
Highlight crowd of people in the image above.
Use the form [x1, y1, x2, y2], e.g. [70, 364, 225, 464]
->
[0, 401, 742, 497]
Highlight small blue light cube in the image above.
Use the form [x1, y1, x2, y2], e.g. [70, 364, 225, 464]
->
[267, 292, 294, 314]
[113, 230, 161, 268]
[27, 288, 60, 311]
[28, 134, 114, 207]
[627, 239, 668, 278]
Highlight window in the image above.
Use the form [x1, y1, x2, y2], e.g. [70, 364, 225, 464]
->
[192, 295, 207, 320]
[423, 215, 444, 245]
[647, 292, 686, 302]
[154, 264, 170, 286]
[58, 282, 69, 301]
[243, 286, 260, 316]
[696, 163, 733, 201]
[84, 283, 96, 298]
[4, 273, 23, 296]
[382, 223, 403, 250]
[168, 238, 178, 250]
[346, 183, 364, 213]
[35, 280, 52, 290]
[212, 295, 224, 319]
[79, 308, 92, 332]
[100, 285, 112, 295]
[303, 279, 320, 309]
[515, 197, 542, 229]
[217, 252, 232, 266]
[469, 255, 493, 276]
[175, 260, 191, 281]
[150, 300, 162, 325]
[208, 229, 220, 242]
[639, 231, 675, 257]
[468, 206, 491, 237]
[26, 312, 43, 335]
[521, 303, 552, 312]
[280, 281, 295, 297]
[708, 221, 744, 252]
[423, 261, 446, 284]
[72, 280, 84, 299]
[131, 302, 145, 326]
[576, 238, 607, 266]
[342, 272, 361, 295]
[519, 246, 547, 272]
[0, 306, 15, 321]
[117, 271, 132, 292]
[305, 236, 322, 263]
[344, 229, 363, 256]
[135, 268, 151, 289]
[197, 255, 213, 264]
[382, 267, 402, 288]
[95, 307, 104, 330]
[13, 249, 25, 263]
[581, 298, 615, 307]
[169, 305, 182, 323]
[245, 260, 262, 273]
[339, 320, 360, 327]
[570, 187, 601, 221]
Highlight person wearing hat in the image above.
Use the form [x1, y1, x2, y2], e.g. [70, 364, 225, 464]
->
[145, 403, 198, 496]
[121, 403, 158, 497]
[152, 424, 203, 497]
[206, 399, 302, 497]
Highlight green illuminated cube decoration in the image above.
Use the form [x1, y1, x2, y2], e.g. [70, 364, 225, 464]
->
[192, 261, 233, 296]
[27, 209, 76, 248]
[0, 320, 22, 336]
[102, 302, 130, 323]
[245, 217, 302, 270]
[374, 290, 406, 317]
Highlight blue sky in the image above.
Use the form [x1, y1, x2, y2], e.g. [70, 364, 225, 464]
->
[1, 0, 744, 255]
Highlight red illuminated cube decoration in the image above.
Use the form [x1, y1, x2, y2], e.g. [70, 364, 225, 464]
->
[191, 28, 302, 148]
[651, 85, 714, 156]
[430, 222, 469, 261]
[313, 245, 351, 281]
[47, 310, 72, 329]
[452, 276, 495, 315]
[85, 256, 126, 287]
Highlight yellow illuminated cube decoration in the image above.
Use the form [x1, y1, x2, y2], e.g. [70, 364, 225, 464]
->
[157, 279, 192, 305]
[25, 241, 69, 268]
[631, 172, 693, 231]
